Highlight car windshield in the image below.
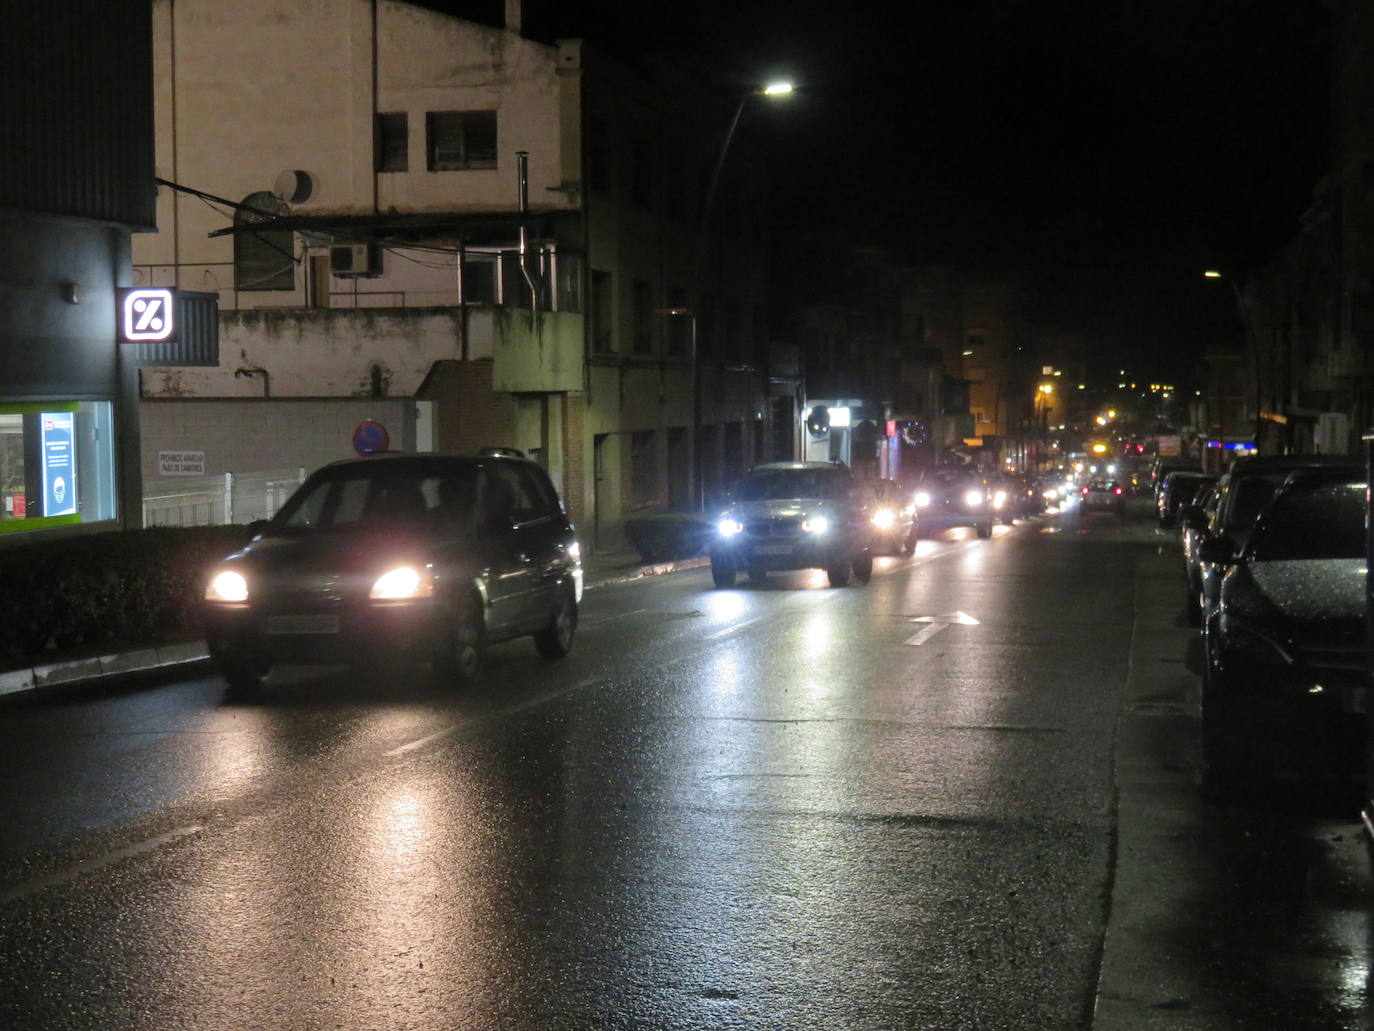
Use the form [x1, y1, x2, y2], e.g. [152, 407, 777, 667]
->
[921, 469, 979, 489]
[1228, 470, 1300, 529]
[273, 465, 479, 533]
[1250, 480, 1367, 561]
[737, 468, 848, 501]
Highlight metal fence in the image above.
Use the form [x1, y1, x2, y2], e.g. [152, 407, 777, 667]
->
[142, 467, 307, 527]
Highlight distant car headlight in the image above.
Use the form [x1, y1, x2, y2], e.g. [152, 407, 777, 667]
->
[370, 565, 434, 600]
[717, 517, 744, 537]
[992, 490, 1008, 509]
[205, 569, 249, 603]
[1043, 487, 1059, 500]
[872, 508, 896, 529]
[963, 489, 986, 507]
[801, 515, 830, 534]
[913, 491, 932, 508]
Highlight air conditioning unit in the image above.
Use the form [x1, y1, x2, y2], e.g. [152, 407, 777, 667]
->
[329, 243, 378, 276]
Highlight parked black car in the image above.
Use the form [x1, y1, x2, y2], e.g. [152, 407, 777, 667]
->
[1198, 465, 1367, 793]
[1181, 483, 1220, 625]
[911, 466, 994, 538]
[710, 462, 873, 587]
[1156, 470, 1215, 527]
[203, 452, 582, 693]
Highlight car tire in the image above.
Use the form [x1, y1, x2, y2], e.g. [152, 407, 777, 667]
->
[976, 521, 992, 539]
[436, 596, 485, 685]
[533, 585, 578, 658]
[826, 561, 851, 587]
[711, 558, 737, 589]
[852, 553, 873, 585]
[219, 650, 270, 697]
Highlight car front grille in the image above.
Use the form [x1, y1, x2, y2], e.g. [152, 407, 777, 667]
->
[745, 516, 802, 538]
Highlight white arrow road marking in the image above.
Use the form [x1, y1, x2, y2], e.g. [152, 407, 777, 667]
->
[903, 611, 980, 646]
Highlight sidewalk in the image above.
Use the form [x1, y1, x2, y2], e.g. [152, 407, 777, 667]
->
[0, 546, 709, 701]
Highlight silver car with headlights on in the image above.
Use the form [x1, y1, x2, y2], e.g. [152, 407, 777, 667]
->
[202, 451, 582, 694]
[709, 462, 873, 588]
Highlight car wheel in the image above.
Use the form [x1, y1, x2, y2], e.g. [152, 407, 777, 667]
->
[533, 586, 578, 658]
[219, 650, 270, 697]
[826, 560, 851, 587]
[852, 552, 873, 585]
[747, 565, 768, 584]
[976, 521, 992, 539]
[436, 596, 485, 685]
[711, 557, 737, 589]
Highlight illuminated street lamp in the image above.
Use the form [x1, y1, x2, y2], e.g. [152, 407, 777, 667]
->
[691, 81, 793, 511]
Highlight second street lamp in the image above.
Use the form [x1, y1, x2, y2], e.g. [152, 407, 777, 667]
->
[690, 80, 793, 512]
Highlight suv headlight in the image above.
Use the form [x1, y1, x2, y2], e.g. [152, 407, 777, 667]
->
[913, 491, 932, 507]
[801, 515, 830, 534]
[370, 565, 435, 600]
[872, 508, 896, 529]
[963, 489, 986, 507]
[717, 517, 744, 537]
[205, 569, 249, 603]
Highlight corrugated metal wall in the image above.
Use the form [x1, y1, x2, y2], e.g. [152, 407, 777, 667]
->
[0, 0, 155, 229]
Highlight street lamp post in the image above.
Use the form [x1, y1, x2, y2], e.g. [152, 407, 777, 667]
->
[690, 81, 792, 512]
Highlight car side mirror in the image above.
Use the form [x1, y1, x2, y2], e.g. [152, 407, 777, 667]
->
[1197, 536, 1237, 565]
[1178, 505, 1207, 531]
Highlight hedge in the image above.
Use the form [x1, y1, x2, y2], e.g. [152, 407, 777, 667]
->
[623, 512, 714, 563]
[0, 526, 253, 665]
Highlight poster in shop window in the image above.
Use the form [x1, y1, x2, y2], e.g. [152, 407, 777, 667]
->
[41, 411, 77, 517]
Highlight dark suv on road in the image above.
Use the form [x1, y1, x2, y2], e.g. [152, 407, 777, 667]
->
[710, 462, 873, 587]
[203, 451, 582, 693]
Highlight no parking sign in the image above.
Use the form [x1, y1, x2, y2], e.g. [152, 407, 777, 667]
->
[352, 420, 390, 456]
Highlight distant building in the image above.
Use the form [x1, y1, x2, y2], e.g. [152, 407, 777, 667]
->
[135, 0, 788, 548]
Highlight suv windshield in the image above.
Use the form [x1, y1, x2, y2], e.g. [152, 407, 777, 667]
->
[920, 468, 980, 488]
[1250, 480, 1367, 561]
[274, 466, 479, 533]
[737, 468, 848, 501]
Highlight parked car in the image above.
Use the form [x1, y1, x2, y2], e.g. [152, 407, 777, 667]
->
[1150, 457, 1194, 496]
[911, 466, 994, 538]
[1079, 478, 1126, 516]
[1198, 465, 1367, 793]
[1156, 470, 1215, 527]
[710, 462, 873, 587]
[1183, 454, 1356, 630]
[1180, 483, 1220, 625]
[203, 451, 582, 693]
[861, 478, 917, 556]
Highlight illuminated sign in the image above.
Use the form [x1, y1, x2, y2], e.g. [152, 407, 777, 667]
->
[41, 411, 77, 517]
[117, 288, 176, 343]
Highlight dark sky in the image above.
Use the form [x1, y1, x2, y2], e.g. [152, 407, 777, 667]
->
[431, 0, 1331, 381]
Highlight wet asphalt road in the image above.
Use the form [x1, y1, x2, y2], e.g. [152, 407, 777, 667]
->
[0, 502, 1367, 1029]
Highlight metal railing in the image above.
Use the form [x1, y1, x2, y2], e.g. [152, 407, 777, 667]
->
[142, 467, 307, 527]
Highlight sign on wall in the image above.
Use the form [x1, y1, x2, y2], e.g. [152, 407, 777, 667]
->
[117, 287, 176, 343]
[41, 411, 77, 517]
[158, 450, 206, 476]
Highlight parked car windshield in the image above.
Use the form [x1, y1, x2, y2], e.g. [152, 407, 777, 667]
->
[1250, 481, 1367, 561]
[736, 468, 849, 501]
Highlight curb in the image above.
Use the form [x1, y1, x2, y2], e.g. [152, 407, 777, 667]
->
[584, 554, 710, 589]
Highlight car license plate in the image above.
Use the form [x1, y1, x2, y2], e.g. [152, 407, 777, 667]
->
[1343, 687, 1366, 715]
[264, 614, 340, 635]
[754, 543, 792, 556]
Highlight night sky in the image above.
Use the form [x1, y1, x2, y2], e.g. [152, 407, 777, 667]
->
[430, 0, 1332, 383]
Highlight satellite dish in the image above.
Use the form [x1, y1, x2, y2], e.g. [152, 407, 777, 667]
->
[273, 169, 315, 205]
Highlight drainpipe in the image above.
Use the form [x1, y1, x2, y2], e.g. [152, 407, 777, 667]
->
[517, 151, 538, 327]
[234, 366, 271, 398]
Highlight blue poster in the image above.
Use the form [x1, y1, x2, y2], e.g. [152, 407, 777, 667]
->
[41, 412, 77, 518]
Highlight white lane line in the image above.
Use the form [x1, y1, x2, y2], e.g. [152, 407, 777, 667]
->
[904, 623, 950, 647]
[0, 824, 204, 906]
[706, 616, 766, 641]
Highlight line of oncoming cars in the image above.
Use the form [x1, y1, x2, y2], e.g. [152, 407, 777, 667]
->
[1172, 454, 1368, 803]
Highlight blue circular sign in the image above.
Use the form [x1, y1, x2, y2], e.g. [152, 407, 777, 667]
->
[353, 420, 390, 456]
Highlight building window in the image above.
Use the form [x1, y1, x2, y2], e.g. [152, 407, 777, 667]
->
[630, 429, 657, 506]
[0, 401, 116, 532]
[631, 279, 653, 355]
[590, 270, 614, 353]
[426, 111, 497, 171]
[233, 191, 294, 291]
[462, 257, 497, 305]
[666, 287, 690, 357]
[375, 113, 408, 172]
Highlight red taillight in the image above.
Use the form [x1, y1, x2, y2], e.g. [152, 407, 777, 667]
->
[1114, 487, 1122, 496]
[1081, 486, 1088, 495]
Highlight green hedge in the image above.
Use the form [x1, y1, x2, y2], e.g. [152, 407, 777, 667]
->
[0, 526, 252, 665]
[623, 512, 714, 563]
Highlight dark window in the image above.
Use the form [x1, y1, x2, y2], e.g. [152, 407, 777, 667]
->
[375, 113, 408, 172]
[484, 461, 560, 524]
[462, 258, 496, 304]
[1252, 481, 1366, 561]
[630, 430, 657, 505]
[233, 191, 294, 291]
[631, 279, 653, 354]
[591, 270, 614, 353]
[426, 111, 497, 171]
[737, 468, 849, 501]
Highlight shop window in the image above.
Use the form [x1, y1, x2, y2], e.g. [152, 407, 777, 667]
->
[0, 401, 116, 534]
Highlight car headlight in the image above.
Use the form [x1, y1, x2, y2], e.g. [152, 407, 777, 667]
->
[717, 517, 744, 537]
[963, 489, 986, 507]
[801, 515, 830, 534]
[913, 491, 932, 508]
[872, 507, 896, 529]
[370, 565, 435, 600]
[205, 569, 249, 603]
[992, 490, 1008, 509]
